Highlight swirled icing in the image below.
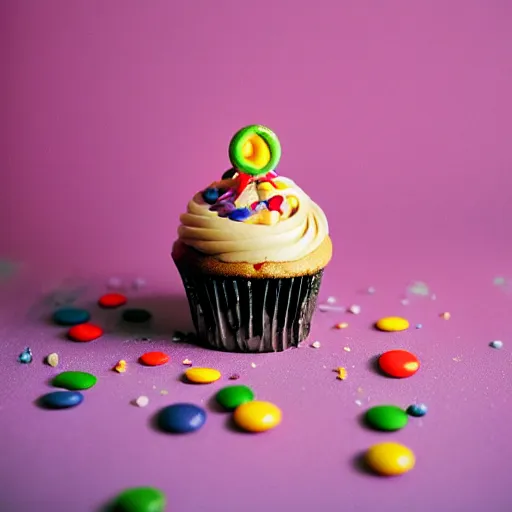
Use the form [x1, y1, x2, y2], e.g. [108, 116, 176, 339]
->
[177, 177, 329, 264]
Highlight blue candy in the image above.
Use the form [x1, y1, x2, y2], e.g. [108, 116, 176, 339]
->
[202, 187, 220, 204]
[41, 391, 84, 409]
[52, 307, 90, 326]
[157, 403, 207, 433]
[406, 403, 428, 417]
[18, 347, 33, 364]
[228, 207, 252, 222]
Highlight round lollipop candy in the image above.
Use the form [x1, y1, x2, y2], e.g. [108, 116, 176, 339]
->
[229, 125, 281, 177]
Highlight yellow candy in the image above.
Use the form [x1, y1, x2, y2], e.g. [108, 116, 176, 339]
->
[259, 210, 280, 225]
[185, 367, 221, 384]
[279, 200, 292, 220]
[257, 182, 274, 192]
[274, 181, 289, 190]
[233, 401, 282, 432]
[375, 316, 410, 332]
[286, 195, 299, 210]
[365, 442, 415, 476]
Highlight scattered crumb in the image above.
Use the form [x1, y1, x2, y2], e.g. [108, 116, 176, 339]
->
[46, 352, 59, 367]
[367, 286, 376, 294]
[132, 277, 146, 290]
[318, 304, 345, 312]
[135, 396, 149, 407]
[311, 341, 321, 349]
[182, 358, 193, 366]
[113, 360, 127, 373]
[160, 390, 168, 396]
[357, 387, 364, 394]
[336, 367, 348, 380]
[431, 294, 437, 300]
[229, 374, 240, 380]
[348, 304, 361, 315]
[416, 324, 423, 329]
[490, 340, 503, 349]
[401, 299, 409, 306]
[343, 346, 351, 352]
[355, 399, 362, 406]
[452, 355, 462, 362]
[107, 277, 122, 289]
[172, 331, 186, 342]
[408, 281, 430, 296]
[250, 362, 257, 368]
[326, 296, 337, 304]
[440, 312, 451, 320]
[152, 385, 157, 389]
[335, 322, 349, 329]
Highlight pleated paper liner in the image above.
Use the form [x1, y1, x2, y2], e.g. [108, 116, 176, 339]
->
[177, 269, 324, 352]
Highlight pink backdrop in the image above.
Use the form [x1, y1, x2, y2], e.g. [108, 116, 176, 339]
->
[2, 0, 511, 283]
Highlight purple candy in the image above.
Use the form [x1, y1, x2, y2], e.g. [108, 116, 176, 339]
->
[210, 201, 235, 218]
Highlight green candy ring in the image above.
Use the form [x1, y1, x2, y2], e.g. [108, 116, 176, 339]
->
[228, 125, 281, 177]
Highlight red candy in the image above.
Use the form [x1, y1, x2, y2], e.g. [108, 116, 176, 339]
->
[98, 293, 127, 309]
[68, 323, 103, 342]
[253, 263, 264, 271]
[139, 351, 170, 367]
[267, 195, 284, 212]
[378, 349, 420, 378]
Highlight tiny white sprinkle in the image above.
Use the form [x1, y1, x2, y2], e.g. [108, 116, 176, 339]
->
[431, 294, 437, 300]
[132, 277, 147, 290]
[355, 400, 362, 406]
[251, 362, 257, 368]
[349, 304, 361, 315]
[490, 340, 503, 349]
[135, 396, 149, 407]
[367, 286, 376, 294]
[326, 296, 337, 304]
[311, 341, 321, 348]
[343, 346, 351, 352]
[401, 299, 409, 306]
[107, 277, 123, 289]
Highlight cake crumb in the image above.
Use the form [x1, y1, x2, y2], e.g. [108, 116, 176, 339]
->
[311, 341, 321, 349]
[335, 322, 349, 329]
[229, 374, 240, 380]
[250, 362, 257, 368]
[46, 353, 59, 367]
[343, 346, 351, 352]
[355, 399, 362, 406]
[348, 304, 361, 315]
[182, 358, 193, 366]
[160, 389, 168, 396]
[440, 312, 451, 320]
[326, 296, 337, 304]
[135, 396, 149, 407]
[336, 367, 348, 380]
[113, 360, 127, 373]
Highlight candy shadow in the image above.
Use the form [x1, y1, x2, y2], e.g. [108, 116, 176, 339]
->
[224, 414, 249, 434]
[206, 394, 227, 414]
[367, 355, 388, 377]
[351, 451, 376, 476]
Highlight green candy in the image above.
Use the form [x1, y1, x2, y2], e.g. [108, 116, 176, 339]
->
[228, 125, 281, 177]
[52, 371, 97, 391]
[365, 405, 409, 431]
[215, 385, 255, 410]
[112, 487, 166, 512]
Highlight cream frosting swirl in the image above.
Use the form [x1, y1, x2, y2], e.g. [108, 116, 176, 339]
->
[177, 177, 329, 264]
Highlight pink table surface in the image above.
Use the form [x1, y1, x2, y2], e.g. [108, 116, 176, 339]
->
[1, 1, 512, 511]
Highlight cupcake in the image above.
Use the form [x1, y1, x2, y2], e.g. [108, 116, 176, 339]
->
[172, 125, 332, 352]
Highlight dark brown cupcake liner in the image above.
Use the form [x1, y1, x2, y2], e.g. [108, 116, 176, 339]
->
[175, 268, 324, 352]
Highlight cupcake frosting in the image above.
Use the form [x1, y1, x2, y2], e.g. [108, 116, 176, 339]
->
[177, 176, 329, 264]
[176, 125, 330, 265]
